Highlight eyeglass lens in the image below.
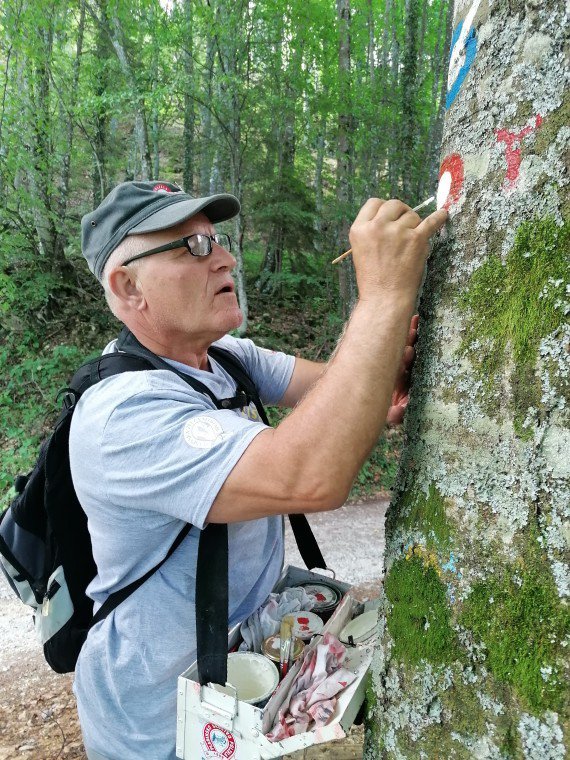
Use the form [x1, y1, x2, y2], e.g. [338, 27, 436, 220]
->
[188, 234, 231, 256]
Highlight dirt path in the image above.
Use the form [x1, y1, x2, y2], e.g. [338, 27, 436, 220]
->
[0, 499, 387, 759]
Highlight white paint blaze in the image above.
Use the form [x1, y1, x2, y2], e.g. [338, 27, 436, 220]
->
[437, 171, 453, 209]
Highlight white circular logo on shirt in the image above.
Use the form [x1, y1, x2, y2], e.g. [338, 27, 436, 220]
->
[183, 415, 225, 449]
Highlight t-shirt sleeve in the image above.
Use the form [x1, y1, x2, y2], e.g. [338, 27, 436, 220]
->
[214, 335, 295, 405]
[99, 373, 268, 529]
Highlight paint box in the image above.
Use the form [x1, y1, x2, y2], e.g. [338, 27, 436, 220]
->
[176, 565, 379, 759]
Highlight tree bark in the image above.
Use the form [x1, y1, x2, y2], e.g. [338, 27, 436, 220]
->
[365, 0, 569, 756]
[400, 0, 420, 203]
[54, 0, 86, 267]
[336, 0, 356, 316]
[183, 0, 194, 193]
[100, 2, 152, 179]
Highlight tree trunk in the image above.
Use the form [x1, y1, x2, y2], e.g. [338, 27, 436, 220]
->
[55, 0, 86, 266]
[26, 18, 60, 268]
[336, 0, 356, 316]
[91, 0, 111, 205]
[103, 3, 152, 179]
[365, 0, 569, 756]
[387, 1, 400, 197]
[199, 36, 215, 196]
[400, 0, 419, 203]
[420, 0, 453, 201]
[182, 0, 194, 193]
[313, 122, 326, 254]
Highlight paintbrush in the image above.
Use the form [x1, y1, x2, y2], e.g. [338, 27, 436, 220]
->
[279, 615, 295, 679]
[331, 196, 435, 265]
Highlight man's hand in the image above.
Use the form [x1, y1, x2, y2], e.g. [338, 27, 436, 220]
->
[386, 314, 418, 426]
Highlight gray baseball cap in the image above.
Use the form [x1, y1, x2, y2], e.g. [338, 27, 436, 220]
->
[81, 180, 240, 281]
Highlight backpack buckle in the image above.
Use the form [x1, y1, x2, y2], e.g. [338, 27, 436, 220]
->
[57, 388, 78, 411]
[219, 391, 249, 410]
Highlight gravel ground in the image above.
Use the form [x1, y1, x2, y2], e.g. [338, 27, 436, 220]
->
[0, 499, 387, 759]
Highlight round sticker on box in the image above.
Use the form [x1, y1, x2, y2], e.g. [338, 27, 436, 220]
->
[202, 723, 236, 758]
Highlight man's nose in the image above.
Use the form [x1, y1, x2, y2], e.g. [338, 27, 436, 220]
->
[211, 241, 236, 270]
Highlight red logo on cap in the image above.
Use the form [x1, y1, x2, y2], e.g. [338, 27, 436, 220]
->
[152, 183, 174, 193]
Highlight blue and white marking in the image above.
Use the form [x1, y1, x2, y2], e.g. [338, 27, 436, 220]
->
[446, 0, 481, 109]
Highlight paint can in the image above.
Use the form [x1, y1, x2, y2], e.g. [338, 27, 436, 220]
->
[289, 610, 324, 641]
[261, 635, 304, 668]
[212, 653, 279, 707]
[294, 581, 342, 621]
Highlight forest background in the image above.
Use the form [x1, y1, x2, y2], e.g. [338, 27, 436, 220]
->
[0, 0, 451, 509]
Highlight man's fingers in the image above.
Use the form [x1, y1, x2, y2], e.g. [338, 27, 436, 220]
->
[410, 314, 419, 332]
[353, 198, 385, 224]
[418, 208, 448, 238]
[377, 199, 413, 222]
[402, 345, 415, 367]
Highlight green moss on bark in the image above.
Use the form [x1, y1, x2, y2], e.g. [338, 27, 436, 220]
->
[459, 218, 569, 438]
[399, 485, 452, 551]
[460, 539, 570, 714]
[384, 556, 462, 666]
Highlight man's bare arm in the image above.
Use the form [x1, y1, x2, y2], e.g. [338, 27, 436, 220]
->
[208, 200, 447, 524]
[278, 358, 325, 408]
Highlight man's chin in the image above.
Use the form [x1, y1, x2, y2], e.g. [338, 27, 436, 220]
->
[225, 307, 243, 332]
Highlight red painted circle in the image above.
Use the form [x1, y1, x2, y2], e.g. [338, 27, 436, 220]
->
[438, 153, 464, 210]
[152, 183, 173, 192]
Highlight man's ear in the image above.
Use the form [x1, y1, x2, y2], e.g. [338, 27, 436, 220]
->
[108, 266, 146, 311]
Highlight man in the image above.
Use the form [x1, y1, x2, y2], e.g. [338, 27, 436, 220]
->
[71, 180, 446, 759]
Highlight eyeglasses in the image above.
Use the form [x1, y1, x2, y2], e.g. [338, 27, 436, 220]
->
[122, 233, 232, 266]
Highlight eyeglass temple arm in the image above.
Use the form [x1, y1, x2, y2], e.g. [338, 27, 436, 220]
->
[122, 238, 185, 266]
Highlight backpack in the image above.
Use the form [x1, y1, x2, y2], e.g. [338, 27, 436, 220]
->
[0, 328, 326, 677]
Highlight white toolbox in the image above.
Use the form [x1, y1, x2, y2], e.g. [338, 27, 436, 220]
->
[176, 565, 378, 759]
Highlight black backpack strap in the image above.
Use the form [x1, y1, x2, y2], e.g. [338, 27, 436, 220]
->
[287, 514, 327, 571]
[208, 345, 269, 420]
[91, 523, 192, 627]
[196, 523, 229, 686]
[115, 327, 223, 406]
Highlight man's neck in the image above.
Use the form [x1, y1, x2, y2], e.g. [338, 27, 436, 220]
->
[124, 325, 212, 371]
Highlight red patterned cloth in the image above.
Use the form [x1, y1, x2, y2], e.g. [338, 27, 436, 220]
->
[266, 633, 356, 741]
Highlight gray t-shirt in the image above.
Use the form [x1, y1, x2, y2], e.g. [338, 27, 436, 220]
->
[69, 334, 294, 759]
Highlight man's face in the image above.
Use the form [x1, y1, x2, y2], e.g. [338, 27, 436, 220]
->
[129, 212, 242, 348]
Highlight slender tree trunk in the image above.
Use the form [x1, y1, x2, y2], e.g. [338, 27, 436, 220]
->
[365, 0, 569, 756]
[27, 18, 60, 267]
[91, 0, 111, 205]
[199, 37, 215, 195]
[336, 0, 356, 315]
[425, 0, 453, 200]
[103, 4, 152, 179]
[55, 0, 86, 267]
[401, 0, 419, 203]
[259, 13, 301, 292]
[387, 1, 400, 197]
[183, 0, 194, 193]
[313, 122, 326, 254]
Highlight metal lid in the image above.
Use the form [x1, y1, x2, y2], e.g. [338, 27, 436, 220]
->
[296, 582, 341, 612]
[261, 635, 304, 663]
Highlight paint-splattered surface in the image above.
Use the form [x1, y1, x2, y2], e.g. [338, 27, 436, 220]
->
[366, 0, 569, 757]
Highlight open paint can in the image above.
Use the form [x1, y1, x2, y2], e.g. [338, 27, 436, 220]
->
[225, 652, 279, 707]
